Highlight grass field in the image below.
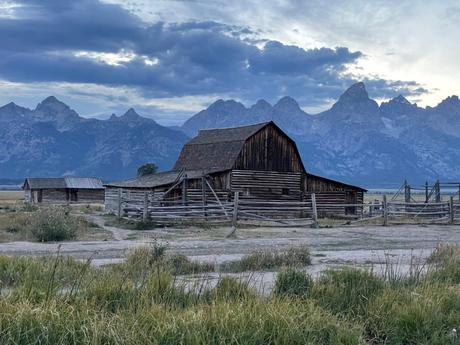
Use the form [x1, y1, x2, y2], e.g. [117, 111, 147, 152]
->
[0, 190, 23, 203]
[0, 244, 459, 344]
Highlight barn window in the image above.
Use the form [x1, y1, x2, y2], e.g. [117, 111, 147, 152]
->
[282, 188, 289, 195]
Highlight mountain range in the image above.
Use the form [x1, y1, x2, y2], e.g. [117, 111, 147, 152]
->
[1, 82, 459, 186]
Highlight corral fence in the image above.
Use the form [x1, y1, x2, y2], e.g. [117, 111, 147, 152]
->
[114, 189, 460, 227]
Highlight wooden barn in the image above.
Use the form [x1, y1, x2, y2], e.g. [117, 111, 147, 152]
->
[105, 122, 366, 216]
[23, 177, 105, 204]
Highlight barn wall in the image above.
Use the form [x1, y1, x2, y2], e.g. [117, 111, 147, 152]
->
[234, 125, 303, 172]
[231, 170, 302, 201]
[40, 189, 68, 203]
[24, 189, 32, 203]
[105, 174, 232, 213]
[76, 189, 105, 203]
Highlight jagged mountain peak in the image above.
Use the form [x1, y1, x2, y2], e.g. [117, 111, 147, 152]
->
[207, 99, 246, 112]
[330, 81, 379, 115]
[338, 82, 369, 102]
[390, 95, 411, 105]
[122, 108, 140, 118]
[35, 96, 69, 110]
[253, 99, 272, 108]
[436, 95, 460, 109]
[250, 99, 272, 115]
[41, 95, 60, 104]
[273, 96, 302, 112]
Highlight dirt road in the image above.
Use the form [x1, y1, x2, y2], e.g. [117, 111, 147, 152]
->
[1, 216, 459, 274]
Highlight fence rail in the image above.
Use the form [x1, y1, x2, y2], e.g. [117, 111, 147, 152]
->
[115, 190, 460, 227]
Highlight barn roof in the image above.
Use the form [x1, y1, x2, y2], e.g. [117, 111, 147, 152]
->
[23, 177, 104, 190]
[63, 177, 104, 189]
[306, 173, 367, 192]
[173, 122, 271, 171]
[104, 170, 211, 188]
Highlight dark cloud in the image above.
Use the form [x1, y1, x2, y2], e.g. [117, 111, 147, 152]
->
[0, 0, 426, 109]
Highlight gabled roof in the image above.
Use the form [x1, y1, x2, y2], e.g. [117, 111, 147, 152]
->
[173, 122, 272, 172]
[23, 177, 104, 190]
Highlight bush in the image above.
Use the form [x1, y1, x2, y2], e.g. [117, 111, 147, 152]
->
[365, 284, 460, 344]
[2, 213, 29, 233]
[311, 267, 384, 318]
[212, 277, 255, 301]
[28, 207, 83, 242]
[126, 244, 214, 276]
[222, 245, 311, 272]
[274, 267, 313, 298]
[427, 244, 460, 284]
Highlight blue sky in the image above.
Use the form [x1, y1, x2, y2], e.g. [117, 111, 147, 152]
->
[0, 0, 458, 125]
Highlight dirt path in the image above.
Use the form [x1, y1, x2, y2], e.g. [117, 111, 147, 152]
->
[1, 216, 459, 272]
[84, 214, 134, 241]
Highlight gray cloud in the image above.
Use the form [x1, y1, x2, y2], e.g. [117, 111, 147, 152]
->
[0, 0, 427, 111]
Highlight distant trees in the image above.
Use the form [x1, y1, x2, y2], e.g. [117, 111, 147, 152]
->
[137, 163, 158, 177]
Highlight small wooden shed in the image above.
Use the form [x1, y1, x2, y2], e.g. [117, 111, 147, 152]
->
[23, 177, 104, 204]
[105, 122, 366, 215]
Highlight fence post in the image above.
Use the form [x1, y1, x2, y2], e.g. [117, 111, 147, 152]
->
[117, 188, 122, 219]
[143, 192, 149, 221]
[226, 191, 239, 238]
[435, 180, 441, 202]
[404, 180, 411, 203]
[182, 176, 188, 206]
[450, 196, 454, 225]
[232, 191, 239, 227]
[311, 193, 318, 228]
[383, 194, 388, 226]
[202, 177, 207, 220]
[425, 181, 429, 203]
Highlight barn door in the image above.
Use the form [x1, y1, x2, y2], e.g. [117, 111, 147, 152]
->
[37, 190, 43, 203]
[70, 189, 78, 202]
[345, 191, 356, 215]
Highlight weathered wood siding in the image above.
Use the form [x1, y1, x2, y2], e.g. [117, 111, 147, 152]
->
[76, 189, 105, 203]
[231, 170, 301, 201]
[234, 124, 303, 172]
[28, 188, 105, 204]
[304, 191, 364, 216]
[39, 189, 68, 203]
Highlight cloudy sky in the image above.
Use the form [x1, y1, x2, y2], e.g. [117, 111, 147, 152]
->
[0, 0, 458, 125]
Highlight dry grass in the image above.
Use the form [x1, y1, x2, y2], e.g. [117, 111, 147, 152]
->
[0, 205, 111, 243]
[1, 246, 460, 344]
[0, 191, 23, 203]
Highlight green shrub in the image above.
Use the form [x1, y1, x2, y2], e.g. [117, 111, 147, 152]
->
[28, 207, 84, 241]
[311, 267, 384, 318]
[163, 253, 214, 275]
[212, 277, 255, 301]
[274, 267, 313, 298]
[2, 213, 30, 233]
[222, 245, 311, 272]
[427, 244, 460, 284]
[365, 284, 460, 345]
[126, 244, 214, 276]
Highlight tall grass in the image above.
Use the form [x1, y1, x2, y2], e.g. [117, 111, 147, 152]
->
[0, 206, 90, 242]
[222, 245, 311, 272]
[1, 244, 460, 344]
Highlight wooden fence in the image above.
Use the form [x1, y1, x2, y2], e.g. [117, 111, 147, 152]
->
[114, 190, 460, 227]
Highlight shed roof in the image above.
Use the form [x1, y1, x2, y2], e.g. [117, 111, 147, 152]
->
[104, 170, 212, 188]
[173, 122, 270, 171]
[23, 177, 104, 190]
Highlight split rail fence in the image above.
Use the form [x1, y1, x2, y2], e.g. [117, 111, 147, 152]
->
[114, 190, 460, 227]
